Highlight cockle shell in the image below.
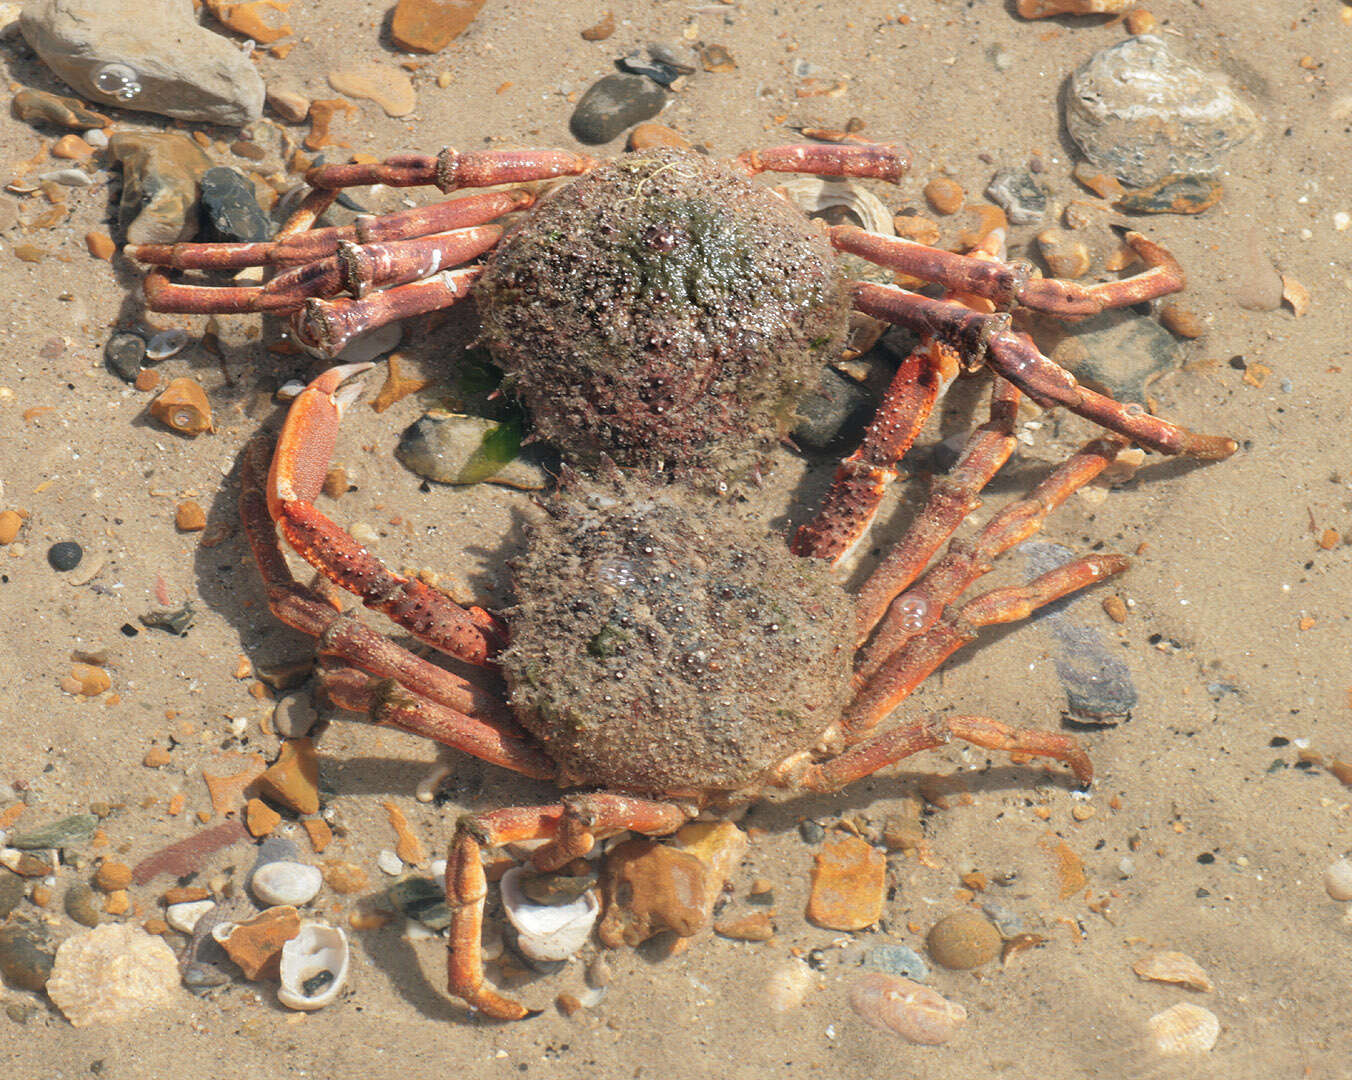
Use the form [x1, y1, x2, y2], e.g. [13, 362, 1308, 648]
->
[1147, 1002, 1220, 1055]
[45, 924, 182, 1027]
[149, 377, 213, 434]
[500, 866, 599, 962]
[277, 921, 349, 1011]
[847, 973, 967, 1044]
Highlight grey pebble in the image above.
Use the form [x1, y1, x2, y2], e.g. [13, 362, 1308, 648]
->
[0, 919, 57, 992]
[64, 883, 103, 927]
[250, 860, 322, 907]
[1065, 36, 1259, 186]
[199, 166, 272, 244]
[9, 813, 98, 850]
[618, 51, 684, 87]
[980, 902, 1025, 938]
[396, 411, 548, 490]
[105, 331, 147, 382]
[387, 875, 451, 930]
[647, 42, 697, 75]
[569, 73, 667, 145]
[273, 689, 318, 739]
[985, 168, 1047, 225]
[861, 944, 929, 983]
[0, 868, 25, 920]
[798, 820, 826, 845]
[792, 366, 873, 452]
[1051, 309, 1182, 403]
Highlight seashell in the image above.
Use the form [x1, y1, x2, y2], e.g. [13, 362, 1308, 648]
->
[250, 860, 323, 907]
[762, 958, 813, 1013]
[145, 328, 189, 361]
[848, 973, 967, 1044]
[45, 924, 182, 1027]
[149, 377, 213, 435]
[1132, 950, 1213, 992]
[500, 866, 599, 962]
[775, 177, 896, 236]
[1147, 1002, 1220, 1055]
[1324, 856, 1352, 901]
[277, 921, 349, 1011]
[165, 899, 216, 934]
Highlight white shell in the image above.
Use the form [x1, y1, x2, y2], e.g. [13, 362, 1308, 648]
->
[45, 924, 182, 1027]
[500, 866, 599, 962]
[165, 899, 216, 934]
[251, 860, 323, 907]
[763, 959, 813, 1013]
[277, 921, 349, 1011]
[774, 177, 896, 236]
[1148, 1002, 1220, 1055]
[848, 973, 967, 1045]
[1324, 856, 1352, 901]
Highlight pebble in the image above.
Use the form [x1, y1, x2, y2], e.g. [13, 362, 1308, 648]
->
[377, 849, 403, 876]
[569, 73, 667, 145]
[395, 412, 547, 489]
[94, 860, 133, 892]
[165, 899, 216, 934]
[0, 868, 25, 919]
[107, 132, 213, 245]
[52, 133, 93, 159]
[598, 837, 709, 946]
[1148, 1002, 1220, 1055]
[1065, 36, 1259, 186]
[862, 944, 929, 983]
[798, 819, 826, 845]
[20, 0, 264, 125]
[699, 43, 736, 73]
[1049, 308, 1182, 405]
[923, 176, 964, 215]
[48, 540, 83, 571]
[388, 875, 451, 930]
[104, 332, 147, 382]
[580, 11, 615, 41]
[216, 905, 302, 980]
[277, 921, 348, 1010]
[793, 366, 872, 453]
[46, 924, 183, 1027]
[391, 0, 485, 53]
[1324, 857, 1352, 901]
[1133, 950, 1213, 992]
[1115, 173, 1223, 216]
[1017, 0, 1130, 14]
[64, 884, 101, 927]
[1158, 302, 1208, 339]
[320, 859, 369, 895]
[848, 974, 967, 1044]
[251, 860, 323, 907]
[1020, 541, 1139, 722]
[618, 50, 684, 88]
[199, 166, 272, 244]
[0, 919, 57, 991]
[273, 689, 318, 738]
[9, 813, 97, 850]
[925, 910, 1002, 970]
[85, 231, 115, 260]
[174, 500, 207, 533]
[254, 737, 320, 815]
[985, 168, 1047, 225]
[1232, 229, 1284, 312]
[328, 64, 417, 118]
[713, 910, 775, 942]
[1036, 228, 1091, 279]
[1, 849, 52, 876]
[0, 509, 22, 544]
[11, 88, 109, 129]
[647, 42, 698, 75]
[806, 833, 886, 931]
[266, 85, 311, 124]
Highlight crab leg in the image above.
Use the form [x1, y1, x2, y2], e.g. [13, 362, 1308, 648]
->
[268, 365, 506, 664]
[315, 663, 555, 779]
[842, 552, 1129, 744]
[853, 282, 1238, 459]
[294, 265, 481, 356]
[834, 226, 1185, 317]
[306, 146, 598, 192]
[735, 143, 909, 183]
[127, 188, 533, 270]
[448, 796, 694, 1019]
[142, 227, 500, 315]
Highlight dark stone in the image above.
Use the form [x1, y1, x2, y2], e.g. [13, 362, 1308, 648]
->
[1114, 173, 1223, 216]
[618, 51, 684, 87]
[792, 366, 872, 451]
[139, 601, 196, 635]
[569, 73, 667, 145]
[104, 331, 147, 382]
[48, 541, 83, 571]
[985, 168, 1047, 225]
[388, 876, 451, 930]
[0, 868, 25, 920]
[798, 820, 826, 845]
[0, 920, 57, 992]
[1051, 309, 1182, 402]
[9, 813, 98, 849]
[199, 166, 272, 243]
[646, 42, 697, 75]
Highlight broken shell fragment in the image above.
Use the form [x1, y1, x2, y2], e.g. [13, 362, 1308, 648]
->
[500, 866, 599, 962]
[775, 177, 896, 237]
[277, 921, 349, 1011]
[45, 924, 183, 1027]
[848, 973, 967, 1044]
[1147, 1001, 1220, 1055]
[1132, 950, 1213, 992]
[149, 377, 213, 434]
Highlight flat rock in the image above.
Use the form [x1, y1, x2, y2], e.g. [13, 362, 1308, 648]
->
[218, 905, 302, 980]
[328, 63, 416, 118]
[598, 837, 710, 947]
[1048, 309, 1182, 406]
[806, 832, 885, 931]
[20, 0, 264, 126]
[569, 73, 667, 145]
[1065, 36, 1259, 186]
[199, 166, 271, 244]
[391, 0, 484, 53]
[107, 131, 212, 245]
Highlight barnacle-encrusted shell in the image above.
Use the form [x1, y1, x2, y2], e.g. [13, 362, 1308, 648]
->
[277, 921, 348, 1011]
[1147, 1001, 1220, 1055]
[45, 924, 182, 1027]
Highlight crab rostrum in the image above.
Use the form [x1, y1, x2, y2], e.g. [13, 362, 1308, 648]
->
[130, 141, 1235, 1018]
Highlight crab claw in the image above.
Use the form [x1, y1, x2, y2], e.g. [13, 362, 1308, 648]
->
[267, 363, 373, 522]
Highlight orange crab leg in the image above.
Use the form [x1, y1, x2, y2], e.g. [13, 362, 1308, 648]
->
[127, 188, 533, 270]
[735, 142, 909, 183]
[833, 226, 1186, 317]
[306, 146, 598, 192]
[853, 282, 1238, 459]
[268, 365, 505, 664]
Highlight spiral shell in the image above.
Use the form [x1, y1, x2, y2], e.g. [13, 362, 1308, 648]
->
[149, 377, 213, 435]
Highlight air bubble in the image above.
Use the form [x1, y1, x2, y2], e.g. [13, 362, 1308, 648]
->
[93, 62, 143, 102]
[897, 593, 930, 633]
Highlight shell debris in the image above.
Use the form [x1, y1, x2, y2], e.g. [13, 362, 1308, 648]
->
[1132, 950, 1213, 992]
[277, 921, 349, 1010]
[45, 924, 182, 1027]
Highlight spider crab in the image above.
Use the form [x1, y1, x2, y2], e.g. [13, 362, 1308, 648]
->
[127, 141, 1236, 1019]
